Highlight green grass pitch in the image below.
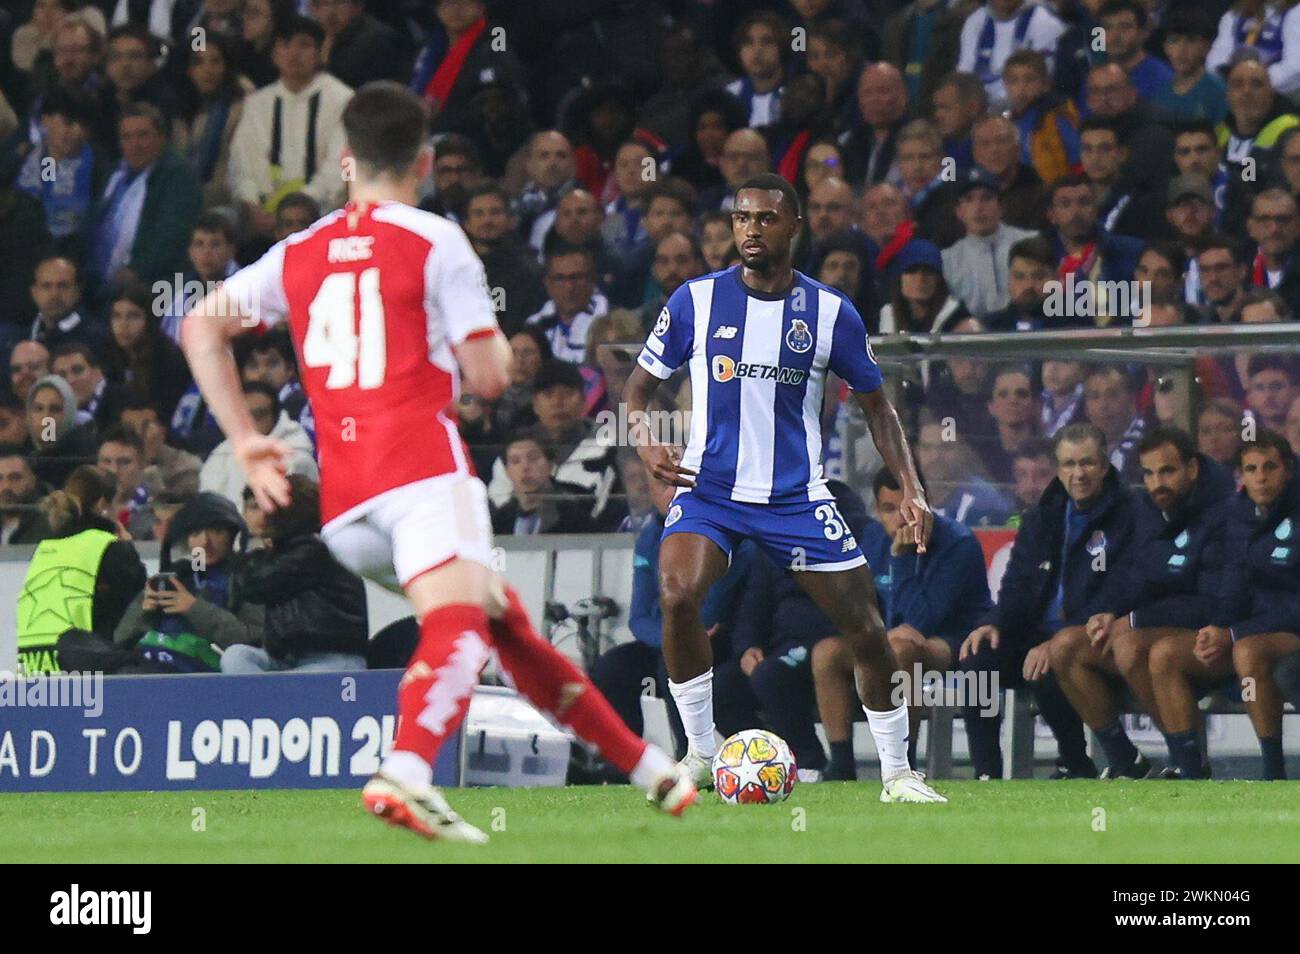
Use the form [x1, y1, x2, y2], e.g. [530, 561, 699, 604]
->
[3, 781, 1298, 863]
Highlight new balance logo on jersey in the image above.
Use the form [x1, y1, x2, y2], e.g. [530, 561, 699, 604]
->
[327, 236, 375, 263]
[711, 354, 806, 385]
[713, 325, 738, 339]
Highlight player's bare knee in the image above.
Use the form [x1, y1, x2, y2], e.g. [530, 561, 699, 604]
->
[812, 635, 851, 677]
[1048, 627, 1084, 669]
[658, 572, 704, 627]
[1148, 638, 1182, 678]
[1231, 636, 1267, 675]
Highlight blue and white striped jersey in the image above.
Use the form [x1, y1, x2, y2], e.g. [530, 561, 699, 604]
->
[637, 266, 883, 505]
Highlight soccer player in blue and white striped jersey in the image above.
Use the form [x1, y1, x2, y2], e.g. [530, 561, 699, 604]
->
[625, 173, 947, 803]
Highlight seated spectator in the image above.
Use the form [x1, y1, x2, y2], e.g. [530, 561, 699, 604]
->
[1084, 364, 1146, 481]
[1009, 437, 1057, 521]
[808, 19, 870, 134]
[1165, 174, 1216, 266]
[526, 244, 610, 364]
[227, 15, 352, 240]
[173, 31, 249, 210]
[418, 132, 484, 222]
[860, 181, 915, 282]
[982, 236, 1074, 331]
[95, 23, 179, 149]
[615, 450, 656, 533]
[514, 130, 578, 252]
[1005, 49, 1080, 187]
[160, 212, 240, 341]
[541, 189, 617, 289]
[456, 390, 499, 480]
[235, 326, 313, 445]
[927, 71, 986, 172]
[600, 139, 656, 257]
[583, 309, 645, 417]
[0, 397, 29, 447]
[972, 119, 1045, 240]
[223, 475, 369, 673]
[1245, 353, 1300, 431]
[273, 191, 322, 241]
[487, 360, 622, 527]
[1219, 59, 1299, 205]
[838, 63, 908, 187]
[915, 413, 1016, 526]
[1084, 64, 1176, 194]
[670, 89, 747, 194]
[810, 231, 880, 336]
[814, 470, 993, 776]
[51, 343, 128, 433]
[26, 374, 97, 487]
[960, 422, 1138, 778]
[490, 428, 604, 535]
[639, 230, 705, 332]
[699, 209, 738, 273]
[891, 121, 962, 249]
[1246, 188, 1300, 317]
[1095, 0, 1173, 101]
[725, 11, 788, 130]
[95, 424, 155, 537]
[200, 381, 318, 507]
[494, 327, 550, 434]
[879, 239, 970, 334]
[1208, 1, 1300, 96]
[461, 182, 545, 336]
[0, 445, 52, 545]
[119, 397, 202, 498]
[617, 179, 699, 307]
[8, 340, 51, 404]
[1159, 430, 1300, 779]
[102, 491, 263, 673]
[1133, 242, 1189, 308]
[27, 257, 106, 355]
[587, 471, 754, 762]
[103, 281, 192, 420]
[16, 88, 106, 250]
[1152, 8, 1227, 124]
[1050, 426, 1234, 778]
[1197, 396, 1246, 467]
[941, 168, 1040, 318]
[698, 127, 770, 212]
[979, 363, 1042, 486]
[20, 465, 145, 674]
[1045, 175, 1145, 325]
[1040, 359, 1088, 436]
[314, 0, 408, 88]
[1196, 233, 1250, 322]
[83, 102, 202, 297]
[1080, 117, 1163, 243]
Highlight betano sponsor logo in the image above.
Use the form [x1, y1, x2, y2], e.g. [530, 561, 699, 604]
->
[711, 355, 806, 385]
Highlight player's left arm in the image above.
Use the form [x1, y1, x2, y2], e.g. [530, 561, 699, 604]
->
[434, 223, 511, 400]
[828, 294, 932, 552]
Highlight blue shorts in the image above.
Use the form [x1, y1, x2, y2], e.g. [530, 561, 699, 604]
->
[662, 491, 868, 571]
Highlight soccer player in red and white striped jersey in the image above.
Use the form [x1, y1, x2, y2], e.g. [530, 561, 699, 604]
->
[182, 82, 695, 842]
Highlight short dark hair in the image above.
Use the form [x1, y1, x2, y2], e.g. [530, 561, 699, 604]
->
[98, 424, 144, 457]
[1003, 48, 1049, 80]
[1013, 437, 1056, 464]
[119, 396, 162, 418]
[1046, 174, 1092, 204]
[733, 172, 801, 218]
[1195, 231, 1247, 265]
[1099, 0, 1147, 27]
[1079, 115, 1122, 140]
[275, 191, 321, 223]
[1141, 239, 1187, 276]
[236, 325, 298, 374]
[1053, 421, 1109, 458]
[1239, 288, 1292, 321]
[118, 101, 167, 136]
[193, 211, 235, 245]
[1137, 425, 1197, 463]
[733, 10, 789, 55]
[107, 22, 161, 56]
[1174, 118, 1218, 144]
[645, 177, 699, 217]
[242, 380, 281, 418]
[462, 181, 512, 218]
[434, 133, 482, 170]
[872, 463, 928, 498]
[1008, 236, 1055, 270]
[342, 81, 427, 176]
[1246, 353, 1298, 382]
[544, 242, 596, 273]
[1237, 427, 1294, 469]
[504, 426, 556, 461]
[274, 13, 325, 45]
[806, 18, 861, 60]
[1085, 363, 1138, 393]
[0, 443, 33, 464]
[50, 341, 100, 368]
[1163, 7, 1217, 43]
[38, 86, 95, 127]
[934, 71, 989, 110]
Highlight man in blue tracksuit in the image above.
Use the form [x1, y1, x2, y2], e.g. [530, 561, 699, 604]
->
[588, 475, 752, 763]
[812, 469, 992, 779]
[1153, 429, 1300, 780]
[960, 421, 1138, 778]
[1050, 426, 1234, 777]
[722, 481, 874, 777]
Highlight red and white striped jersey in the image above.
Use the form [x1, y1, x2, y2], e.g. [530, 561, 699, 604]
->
[220, 200, 499, 524]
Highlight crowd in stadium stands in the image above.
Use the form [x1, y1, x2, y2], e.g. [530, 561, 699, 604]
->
[5, 0, 1300, 778]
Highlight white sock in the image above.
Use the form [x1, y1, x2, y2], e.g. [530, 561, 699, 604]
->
[669, 669, 717, 757]
[381, 750, 433, 788]
[628, 744, 676, 792]
[864, 703, 911, 780]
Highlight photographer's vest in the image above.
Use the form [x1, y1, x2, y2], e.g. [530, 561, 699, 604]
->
[15, 528, 115, 674]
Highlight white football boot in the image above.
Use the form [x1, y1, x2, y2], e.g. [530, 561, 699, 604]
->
[362, 772, 489, 844]
[879, 770, 949, 803]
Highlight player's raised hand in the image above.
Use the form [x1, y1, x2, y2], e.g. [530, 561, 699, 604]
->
[638, 443, 696, 488]
[234, 434, 293, 511]
[900, 492, 933, 553]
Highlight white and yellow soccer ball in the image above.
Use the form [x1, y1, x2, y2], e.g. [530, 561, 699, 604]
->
[712, 729, 798, 805]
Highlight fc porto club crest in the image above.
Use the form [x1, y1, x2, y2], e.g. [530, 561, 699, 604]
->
[665, 504, 683, 528]
[1085, 530, 1107, 556]
[786, 318, 813, 353]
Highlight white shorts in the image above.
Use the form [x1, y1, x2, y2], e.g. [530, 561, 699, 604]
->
[321, 474, 493, 592]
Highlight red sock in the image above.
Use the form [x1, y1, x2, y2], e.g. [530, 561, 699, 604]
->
[392, 604, 492, 767]
[490, 586, 648, 774]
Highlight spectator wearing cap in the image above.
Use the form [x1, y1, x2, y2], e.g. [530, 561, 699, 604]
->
[1246, 188, 1300, 317]
[314, 0, 409, 88]
[486, 360, 623, 529]
[27, 257, 107, 355]
[879, 239, 971, 334]
[224, 474, 369, 674]
[226, 15, 353, 240]
[1004, 49, 1080, 187]
[461, 182, 546, 337]
[1152, 8, 1228, 124]
[17, 89, 107, 251]
[1208, 1, 1300, 96]
[200, 381, 318, 508]
[956, 0, 1066, 112]
[82, 102, 202, 296]
[1166, 174, 1217, 259]
[526, 244, 610, 364]
[971, 114, 1047, 232]
[490, 428, 604, 535]
[940, 167, 1039, 318]
[1080, 117, 1162, 242]
[1044, 174, 1145, 324]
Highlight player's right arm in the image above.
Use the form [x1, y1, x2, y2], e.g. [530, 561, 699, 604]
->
[625, 289, 697, 487]
[180, 247, 293, 511]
